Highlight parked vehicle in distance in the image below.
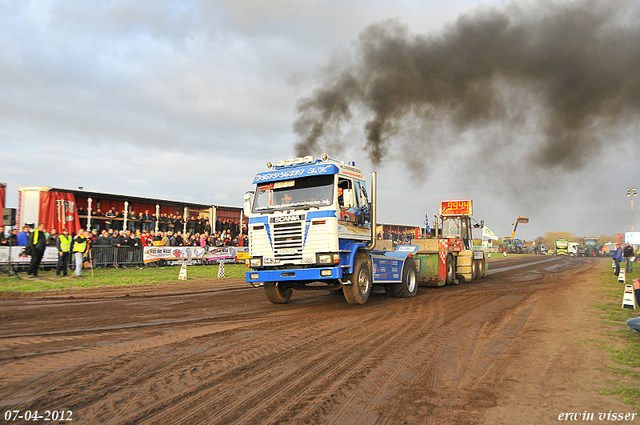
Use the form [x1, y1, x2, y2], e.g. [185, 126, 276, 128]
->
[568, 242, 579, 256]
[601, 242, 617, 257]
[582, 237, 603, 257]
[555, 239, 569, 256]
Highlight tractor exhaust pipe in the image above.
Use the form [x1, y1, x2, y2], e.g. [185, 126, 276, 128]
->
[367, 171, 377, 251]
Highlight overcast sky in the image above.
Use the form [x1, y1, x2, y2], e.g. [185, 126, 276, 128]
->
[1, 0, 638, 241]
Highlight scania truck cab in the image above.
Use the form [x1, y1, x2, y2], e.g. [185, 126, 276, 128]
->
[244, 154, 419, 305]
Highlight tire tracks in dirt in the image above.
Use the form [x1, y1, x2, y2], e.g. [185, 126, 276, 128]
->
[0, 257, 596, 425]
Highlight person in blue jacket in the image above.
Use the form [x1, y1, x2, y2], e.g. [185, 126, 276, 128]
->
[613, 244, 624, 276]
[17, 225, 30, 246]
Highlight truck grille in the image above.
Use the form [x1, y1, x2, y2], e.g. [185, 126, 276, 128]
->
[273, 221, 303, 261]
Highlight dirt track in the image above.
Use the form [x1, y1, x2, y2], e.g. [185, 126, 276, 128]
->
[0, 256, 633, 424]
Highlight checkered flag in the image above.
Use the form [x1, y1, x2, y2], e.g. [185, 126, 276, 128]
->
[218, 261, 225, 278]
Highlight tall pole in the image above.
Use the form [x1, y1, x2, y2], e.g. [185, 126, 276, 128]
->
[628, 188, 637, 232]
[86, 197, 92, 231]
[123, 201, 129, 232]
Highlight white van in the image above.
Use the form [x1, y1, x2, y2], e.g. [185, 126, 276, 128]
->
[568, 242, 579, 257]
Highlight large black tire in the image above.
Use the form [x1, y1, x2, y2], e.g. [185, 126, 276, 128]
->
[385, 259, 418, 298]
[264, 282, 292, 304]
[343, 254, 372, 305]
[471, 259, 479, 281]
[445, 254, 455, 285]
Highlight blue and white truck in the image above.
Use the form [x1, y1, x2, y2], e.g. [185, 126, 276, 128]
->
[244, 154, 419, 304]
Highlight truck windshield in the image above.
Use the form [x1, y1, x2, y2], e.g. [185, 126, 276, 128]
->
[253, 175, 334, 212]
[442, 217, 462, 237]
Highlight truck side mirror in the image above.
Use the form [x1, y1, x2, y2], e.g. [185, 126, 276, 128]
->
[243, 192, 253, 216]
[343, 189, 355, 209]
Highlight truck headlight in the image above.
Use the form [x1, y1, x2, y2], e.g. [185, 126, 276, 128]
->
[316, 253, 340, 265]
[249, 257, 262, 268]
[317, 254, 332, 264]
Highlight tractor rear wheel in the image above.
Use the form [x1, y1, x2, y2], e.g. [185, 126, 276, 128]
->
[445, 254, 455, 285]
[471, 259, 479, 280]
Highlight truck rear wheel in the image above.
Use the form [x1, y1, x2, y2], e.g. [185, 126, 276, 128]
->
[445, 254, 455, 285]
[264, 282, 292, 304]
[385, 259, 418, 298]
[343, 254, 372, 305]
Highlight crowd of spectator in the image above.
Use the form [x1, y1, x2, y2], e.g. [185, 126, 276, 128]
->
[1, 221, 248, 273]
[0, 224, 31, 247]
[84, 207, 243, 238]
[1, 210, 245, 249]
[92, 228, 248, 249]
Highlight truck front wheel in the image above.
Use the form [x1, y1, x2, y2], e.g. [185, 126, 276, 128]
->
[385, 259, 418, 298]
[343, 254, 372, 305]
[264, 282, 293, 304]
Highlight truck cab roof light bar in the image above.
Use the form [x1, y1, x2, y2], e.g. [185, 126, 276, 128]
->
[268, 156, 320, 170]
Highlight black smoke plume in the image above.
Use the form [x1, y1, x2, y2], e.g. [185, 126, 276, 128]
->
[293, 0, 640, 173]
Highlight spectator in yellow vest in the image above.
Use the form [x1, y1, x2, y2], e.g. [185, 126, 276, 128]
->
[73, 230, 89, 278]
[26, 223, 47, 278]
[56, 228, 72, 277]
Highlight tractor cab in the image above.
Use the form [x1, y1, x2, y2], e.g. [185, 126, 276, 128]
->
[438, 200, 483, 250]
[441, 215, 473, 249]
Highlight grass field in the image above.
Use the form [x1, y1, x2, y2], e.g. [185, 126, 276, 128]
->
[0, 263, 248, 292]
[593, 259, 640, 407]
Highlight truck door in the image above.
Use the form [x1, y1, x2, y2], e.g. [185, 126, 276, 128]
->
[337, 178, 370, 229]
[353, 180, 371, 227]
[461, 217, 471, 249]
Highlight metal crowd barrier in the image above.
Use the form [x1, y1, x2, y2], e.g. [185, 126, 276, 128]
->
[76, 246, 145, 268]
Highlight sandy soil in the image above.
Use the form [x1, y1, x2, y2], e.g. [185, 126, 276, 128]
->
[0, 256, 633, 424]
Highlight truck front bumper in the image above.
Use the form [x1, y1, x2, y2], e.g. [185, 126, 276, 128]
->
[246, 266, 343, 283]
